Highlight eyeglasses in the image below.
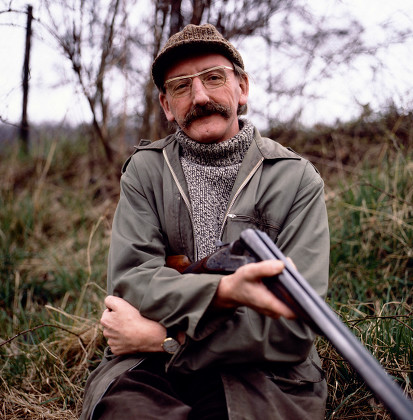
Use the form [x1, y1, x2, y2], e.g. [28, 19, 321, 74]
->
[164, 65, 234, 98]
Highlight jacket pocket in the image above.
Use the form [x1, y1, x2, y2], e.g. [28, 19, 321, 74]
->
[265, 357, 325, 393]
[226, 213, 281, 241]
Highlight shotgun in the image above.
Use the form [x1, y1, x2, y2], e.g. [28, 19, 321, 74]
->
[167, 228, 413, 420]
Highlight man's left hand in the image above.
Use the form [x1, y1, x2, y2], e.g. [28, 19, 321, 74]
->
[101, 295, 166, 355]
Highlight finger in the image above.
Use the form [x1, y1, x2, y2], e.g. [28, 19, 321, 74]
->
[255, 293, 297, 320]
[256, 284, 297, 318]
[102, 326, 111, 338]
[104, 295, 121, 311]
[101, 319, 114, 337]
[286, 257, 297, 270]
[241, 260, 285, 280]
[271, 300, 296, 319]
[106, 337, 115, 350]
[109, 344, 122, 356]
[263, 260, 285, 276]
[104, 295, 114, 310]
[100, 308, 114, 328]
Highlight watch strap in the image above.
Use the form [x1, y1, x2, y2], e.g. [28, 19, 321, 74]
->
[166, 326, 179, 340]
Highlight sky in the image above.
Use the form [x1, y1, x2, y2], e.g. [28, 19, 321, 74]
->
[1, 0, 413, 130]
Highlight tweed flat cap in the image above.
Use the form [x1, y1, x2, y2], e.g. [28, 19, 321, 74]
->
[152, 23, 244, 90]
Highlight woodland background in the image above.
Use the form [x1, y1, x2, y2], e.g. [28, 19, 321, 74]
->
[0, 1, 412, 419]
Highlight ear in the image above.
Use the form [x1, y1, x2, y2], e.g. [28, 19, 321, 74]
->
[238, 74, 249, 107]
[159, 92, 175, 122]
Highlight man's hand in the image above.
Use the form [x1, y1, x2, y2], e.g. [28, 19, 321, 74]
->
[101, 295, 166, 355]
[214, 260, 296, 319]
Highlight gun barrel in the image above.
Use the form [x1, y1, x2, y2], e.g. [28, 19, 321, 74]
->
[240, 228, 413, 420]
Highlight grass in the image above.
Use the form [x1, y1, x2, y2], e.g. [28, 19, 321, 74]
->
[0, 111, 412, 419]
[0, 139, 110, 419]
[321, 128, 413, 418]
[327, 158, 412, 308]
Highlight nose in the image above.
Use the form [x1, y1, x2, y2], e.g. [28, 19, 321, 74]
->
[190, 77, 209, 106]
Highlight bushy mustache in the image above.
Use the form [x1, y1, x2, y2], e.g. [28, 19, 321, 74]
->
[182, 101, 232, 128]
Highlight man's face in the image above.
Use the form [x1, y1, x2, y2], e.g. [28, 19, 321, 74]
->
[159, 53, 249, 144]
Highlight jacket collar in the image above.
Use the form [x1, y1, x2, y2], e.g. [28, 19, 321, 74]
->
[135, 125, 301, 162]
[252, 126, 301, 160]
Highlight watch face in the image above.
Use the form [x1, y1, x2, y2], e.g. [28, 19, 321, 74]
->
[162, 337, 180, 354]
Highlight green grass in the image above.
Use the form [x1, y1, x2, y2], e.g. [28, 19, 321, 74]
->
[328, 149, 412, 304]
[0, 139, 109, 418]
[0, 114, 412, 419]
[321, 140, 413, 418]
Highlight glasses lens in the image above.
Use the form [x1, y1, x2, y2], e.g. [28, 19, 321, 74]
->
[167, 78, 192, 98]
[200, 68, 227, 89]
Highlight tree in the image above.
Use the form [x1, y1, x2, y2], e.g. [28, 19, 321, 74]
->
[41, 0, 130, 164]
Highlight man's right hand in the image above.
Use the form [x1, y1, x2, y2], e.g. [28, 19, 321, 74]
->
[213, 260, 296, 320]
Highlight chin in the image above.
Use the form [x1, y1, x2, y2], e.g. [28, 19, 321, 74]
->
[184, 116, 236, 144]
[185, 128, 226, 144]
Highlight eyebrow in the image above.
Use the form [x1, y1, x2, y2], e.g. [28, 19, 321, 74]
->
[164, 65, 233, 84]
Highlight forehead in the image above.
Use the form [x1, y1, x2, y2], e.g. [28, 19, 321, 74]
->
[164, 53, 233, 81]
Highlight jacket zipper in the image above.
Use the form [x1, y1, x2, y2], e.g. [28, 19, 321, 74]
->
[219, 157, 264, 240]
[226, 213, 281, 232]
[163, 149, 198, 260]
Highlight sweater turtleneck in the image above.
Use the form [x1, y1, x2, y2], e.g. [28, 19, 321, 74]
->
[175, 119, 254, 259]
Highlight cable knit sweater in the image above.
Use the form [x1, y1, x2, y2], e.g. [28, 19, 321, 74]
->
[175, 119, 254, 259]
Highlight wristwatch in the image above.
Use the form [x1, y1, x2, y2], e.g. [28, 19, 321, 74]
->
[161, 327, 180, 354]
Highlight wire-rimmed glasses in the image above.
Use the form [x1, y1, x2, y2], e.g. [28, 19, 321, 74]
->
[164, 65, 234, 98]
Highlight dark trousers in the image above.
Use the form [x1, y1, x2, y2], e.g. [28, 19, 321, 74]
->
[92, 355, 229, 420]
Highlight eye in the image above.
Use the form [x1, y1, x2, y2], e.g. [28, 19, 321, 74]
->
[203, 70, 226, 86]
[170, 79, 191, 94]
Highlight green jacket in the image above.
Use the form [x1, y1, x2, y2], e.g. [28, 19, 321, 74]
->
[81, 126, 329, 420]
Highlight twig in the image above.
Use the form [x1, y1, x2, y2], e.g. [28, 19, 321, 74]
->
[347, 313, 413, 333]
[0, 324, 85, 348]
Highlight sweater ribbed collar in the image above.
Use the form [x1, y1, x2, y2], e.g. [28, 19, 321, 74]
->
[175, 119, 254, 167]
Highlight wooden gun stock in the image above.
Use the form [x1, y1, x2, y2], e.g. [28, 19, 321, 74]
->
[166, 228, 413, 420]
[165, 255, 192, 274]
[166, 240, 257, 275]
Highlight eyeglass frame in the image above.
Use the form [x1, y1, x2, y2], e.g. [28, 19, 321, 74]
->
[163, 65, 234, 98]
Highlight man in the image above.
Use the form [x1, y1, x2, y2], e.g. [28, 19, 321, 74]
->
[80, 23, 329, 420]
